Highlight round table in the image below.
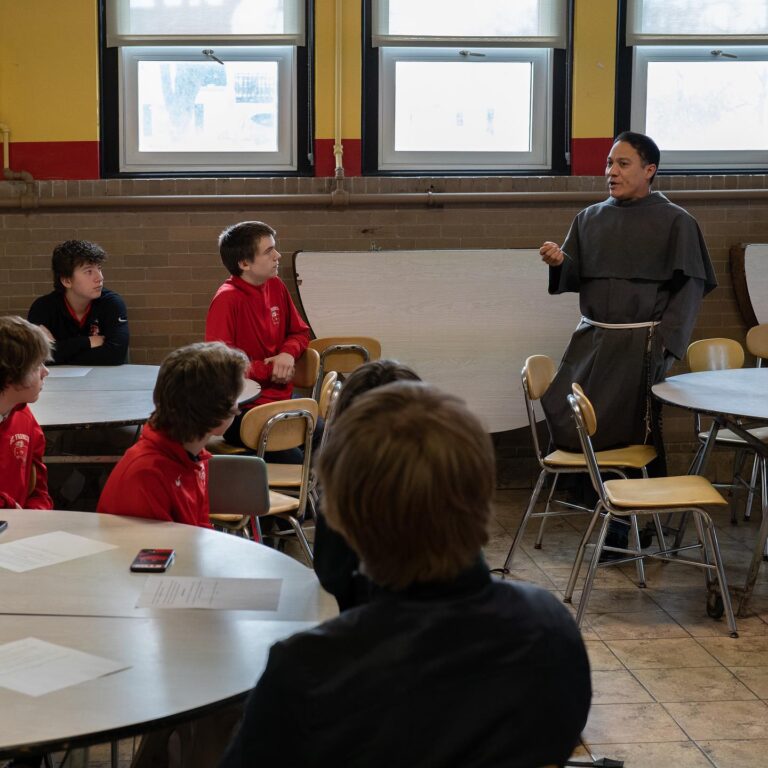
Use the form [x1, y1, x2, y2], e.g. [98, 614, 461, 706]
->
[653, 368, 768, 614]
[0, 509, 335, 757]
[30, 366, 262, 430]
[30, 365, 160, 430]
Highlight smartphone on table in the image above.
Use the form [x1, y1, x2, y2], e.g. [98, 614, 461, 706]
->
[130, 548, 175, 572]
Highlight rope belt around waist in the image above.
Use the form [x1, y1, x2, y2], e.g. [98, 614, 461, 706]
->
[581, 317, 660, 330]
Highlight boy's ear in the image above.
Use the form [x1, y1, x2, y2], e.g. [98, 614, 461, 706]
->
[60, 276, 72, 289]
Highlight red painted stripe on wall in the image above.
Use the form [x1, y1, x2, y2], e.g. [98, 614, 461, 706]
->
[571, 137, 613, 176]
[9, 141, 100, 180]
[314, 138, 362, 177]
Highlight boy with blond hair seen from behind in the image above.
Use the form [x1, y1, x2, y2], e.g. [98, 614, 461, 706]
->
[0, 316, 52, 510]
[221, 382, 591, 768]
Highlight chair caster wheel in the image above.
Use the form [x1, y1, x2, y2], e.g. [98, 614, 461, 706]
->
[707, 591, 724, 619]
[563, 596, 572, 604]
[534, 543, 542, 550]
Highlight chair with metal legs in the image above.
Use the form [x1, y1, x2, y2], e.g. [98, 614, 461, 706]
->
[669, 338, 767, 549]
[308, 336, 381, 400]
[237, 399, 319, 563]
[743, 325, 768, 524]
[208, 454, 271, 541]
[501, 355, 657, 573]
[565, 383, 737, 637]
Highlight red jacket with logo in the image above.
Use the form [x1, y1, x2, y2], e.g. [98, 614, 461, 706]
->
[97, 424, 212, 528]
[0, 405, 52, 509]
[205, 276, 310, 404]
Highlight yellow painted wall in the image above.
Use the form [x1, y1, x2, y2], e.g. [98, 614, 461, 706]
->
[0, 0, 612, 155]
[314, 0, 362, 140]
[0, 0, 99, 142]
[572, 0, 617, 139]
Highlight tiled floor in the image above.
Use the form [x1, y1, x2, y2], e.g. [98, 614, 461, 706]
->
[487, 488, 768, 768]
[10, 488, 768, 767]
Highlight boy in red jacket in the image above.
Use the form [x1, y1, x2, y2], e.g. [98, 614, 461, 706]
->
[0, 316, 53, 510]
[205, 221, 310, 446]
[98, 342, 248, 526]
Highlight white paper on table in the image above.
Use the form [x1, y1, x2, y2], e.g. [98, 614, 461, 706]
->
[136, 576, 282, 611]
[45, 367, 92, 378]
[0, 531, 117, 573]
[0, 637, 129, 697]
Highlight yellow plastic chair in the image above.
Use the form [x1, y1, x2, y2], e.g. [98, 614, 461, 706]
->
[742, 325, 768, 522]
[318, 371, 340, 420]
[237, 398, 319, 563]
[501, 355, 658, 573]
[308, 336, 381, 399]
[685, 338, 766, 525]
[746, 324, 768, 366]
[566, 383, 737, 637]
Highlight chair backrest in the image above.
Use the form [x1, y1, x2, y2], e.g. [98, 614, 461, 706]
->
[687, 338, 744, 372]
[523, 355, 556, 401]
[746, 324, 768, 367]
[239, 398, 318, 519]
[308, 336, 382, 375]
[316, 377, 343, 458]
[292, 347, 321, 389]
[521, 355, 556, 463]
[568, 383, 607, 505]
[318, 371, 339, 419]
[208, 455, 270, 518]
[240, 398, 319, 454]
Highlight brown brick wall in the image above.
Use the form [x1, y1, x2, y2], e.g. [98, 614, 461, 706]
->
[2, 174, 767, 479]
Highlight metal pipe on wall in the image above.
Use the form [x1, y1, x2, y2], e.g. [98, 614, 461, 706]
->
[1, 187, 768, 211]
[332, 0, 344, 178]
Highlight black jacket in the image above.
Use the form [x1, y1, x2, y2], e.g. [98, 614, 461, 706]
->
[221, 561, 591, 768]
[28, 289, 129, 365]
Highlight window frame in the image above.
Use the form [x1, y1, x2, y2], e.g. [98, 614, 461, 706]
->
[377, 47, 554, 172]
[631, 45, 768, 171]
[362, 0, 571, 175]
[98, 0, 313, 177]
[119, 45, 297, 173]
[616, 0, 768, 173]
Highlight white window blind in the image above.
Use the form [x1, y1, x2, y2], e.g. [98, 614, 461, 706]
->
[107, 0, 305, 47]
[627, 0, 768, 45]
[372, 0, 567, 48]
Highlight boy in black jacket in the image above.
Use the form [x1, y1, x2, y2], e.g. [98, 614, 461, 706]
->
[28, 239, 129, 365]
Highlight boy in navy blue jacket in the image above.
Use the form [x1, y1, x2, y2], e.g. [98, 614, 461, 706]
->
[28, 239, 129, 365]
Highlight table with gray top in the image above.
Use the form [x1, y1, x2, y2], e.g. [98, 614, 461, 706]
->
[0, 508, 334, 758]
[653, 368, 768, 614]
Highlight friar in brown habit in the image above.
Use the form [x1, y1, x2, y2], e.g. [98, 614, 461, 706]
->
[539, 132, 716, 471]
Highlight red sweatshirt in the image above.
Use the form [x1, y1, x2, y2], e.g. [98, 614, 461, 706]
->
[0, 404, 52, 510]
[205, 276, 310, 404]
[98, 424, 212, 528]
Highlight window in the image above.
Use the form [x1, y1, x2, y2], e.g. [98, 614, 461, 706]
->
[104, 0, 306, 173]
[626, 0, 768, 170]
[369, 0, 568, 172]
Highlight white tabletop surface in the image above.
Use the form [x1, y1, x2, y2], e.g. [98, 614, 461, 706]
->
[652, 368, 768, 421]
[29, 366, 261, 429]
[30, 365, 159, 429]
[0, 509, 334, 755]
[42, 365, 159, 392]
